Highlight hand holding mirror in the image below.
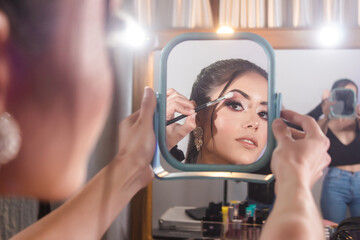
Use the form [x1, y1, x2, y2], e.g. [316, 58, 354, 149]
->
[152, 32, 281, 182]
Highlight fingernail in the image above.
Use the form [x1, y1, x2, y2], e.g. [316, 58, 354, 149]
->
[143, 86, 151, 99]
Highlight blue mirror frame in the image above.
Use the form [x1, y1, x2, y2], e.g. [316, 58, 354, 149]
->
[152, 32, 280, 181]
[329, 88, 357, 119]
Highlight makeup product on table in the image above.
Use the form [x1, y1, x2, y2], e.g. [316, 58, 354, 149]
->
[166, 92, 235, 126]
[202, 202, 222, 238]
[222, 206, 229, 236]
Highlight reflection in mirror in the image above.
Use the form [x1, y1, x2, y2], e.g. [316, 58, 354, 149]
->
[330, 88, 356, 118]
[166, 40, 269, 166]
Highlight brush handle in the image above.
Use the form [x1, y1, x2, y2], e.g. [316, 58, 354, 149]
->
[165, 96, 227, 126]
[166, 102, 208, 126]
[166, 114, 187, 126]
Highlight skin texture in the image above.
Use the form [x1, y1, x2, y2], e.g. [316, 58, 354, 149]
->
[198, 72, 268, 165]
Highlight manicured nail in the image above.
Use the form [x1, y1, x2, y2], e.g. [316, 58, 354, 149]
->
[143, 86, 151, 99]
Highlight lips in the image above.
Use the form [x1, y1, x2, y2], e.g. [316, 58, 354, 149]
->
[236, 136, 258, 150]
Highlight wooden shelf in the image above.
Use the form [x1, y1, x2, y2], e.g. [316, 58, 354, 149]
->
[153, 28, 360, 50]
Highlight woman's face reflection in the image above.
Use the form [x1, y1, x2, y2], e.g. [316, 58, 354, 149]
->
[198, 72, 268, 165]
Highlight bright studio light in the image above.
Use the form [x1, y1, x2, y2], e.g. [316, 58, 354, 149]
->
[318, 26, 342, 47]
[122, 22, 147, 47]
[109, 24, 147, 48]
[216, 26, 235, 34]
[108, 12, 148, 48]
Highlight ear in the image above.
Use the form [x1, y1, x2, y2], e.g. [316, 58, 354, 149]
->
[196, 110, 206, 127]
[0, 10, 10, 113]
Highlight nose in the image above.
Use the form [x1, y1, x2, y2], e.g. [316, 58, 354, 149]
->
[242, 119, 259, 130]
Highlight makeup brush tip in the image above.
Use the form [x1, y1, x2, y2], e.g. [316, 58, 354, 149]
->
[225, 92, 235, 99]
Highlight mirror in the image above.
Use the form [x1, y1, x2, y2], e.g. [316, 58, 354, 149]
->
[330, 88, 356, 118]
[152, 32, 280, 181]
[167, 40, 269, 167]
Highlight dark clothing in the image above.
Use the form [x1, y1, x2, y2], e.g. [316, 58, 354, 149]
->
[308, 103, 323, 120]
[248, 164, 275, 205]
[170, 145, 185, 162]
[327, 123, 360, 167]
[308, 102, 360, 167]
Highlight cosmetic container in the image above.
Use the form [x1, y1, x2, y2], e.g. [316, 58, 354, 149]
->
[201, 220, 263, 240]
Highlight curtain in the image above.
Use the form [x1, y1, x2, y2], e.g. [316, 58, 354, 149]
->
[166, 0, 360, 29]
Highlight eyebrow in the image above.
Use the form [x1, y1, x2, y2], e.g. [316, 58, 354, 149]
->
[228, 89, 268, 106]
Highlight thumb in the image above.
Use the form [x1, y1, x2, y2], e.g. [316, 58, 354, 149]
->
[138, 87, 156, 127]
[272, 118, 291, 144]
[322, 90, 331, 100]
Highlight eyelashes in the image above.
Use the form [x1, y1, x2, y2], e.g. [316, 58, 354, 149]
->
[258, 111, 268, 120]
[224, 100, 268, 120]
[225, 100, 244, 111]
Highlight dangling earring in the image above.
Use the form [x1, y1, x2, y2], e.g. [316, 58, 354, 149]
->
[193, 126, 203, 152]
[0, 112, 21, 165]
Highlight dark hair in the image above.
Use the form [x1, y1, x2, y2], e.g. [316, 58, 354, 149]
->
[331, 78, 358, 96]
[0, 1, 57, 54]
[185, 59, 268, 163]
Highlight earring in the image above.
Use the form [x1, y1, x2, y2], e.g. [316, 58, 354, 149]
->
[193, 126, 203, 152]
[0, 112, 21, 165]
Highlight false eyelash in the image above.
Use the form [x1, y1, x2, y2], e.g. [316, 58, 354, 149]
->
[224, 100, 242, 106]
[224, 100, 244, 110]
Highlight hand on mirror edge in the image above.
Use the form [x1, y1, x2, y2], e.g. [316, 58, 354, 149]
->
[116, 87, 156, 189]
[166, 88, 196, 150]
[259, 110, 331, 240]
[271, 110, 331, 190]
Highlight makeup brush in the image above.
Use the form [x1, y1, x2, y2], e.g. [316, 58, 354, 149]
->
[166, 92, 235, 126]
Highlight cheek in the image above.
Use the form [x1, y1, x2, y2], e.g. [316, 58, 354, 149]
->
[211, 113, 235, 140]
[259, 121, 268, 147]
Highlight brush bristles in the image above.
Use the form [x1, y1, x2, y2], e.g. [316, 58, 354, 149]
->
[224, 92, 235, 99]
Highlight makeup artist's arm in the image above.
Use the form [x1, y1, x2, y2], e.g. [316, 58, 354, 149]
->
[166, 88, 196, 150]
[11, 87, 156, 240]
[260, 110, 330, 240]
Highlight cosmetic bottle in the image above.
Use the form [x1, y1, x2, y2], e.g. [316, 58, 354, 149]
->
[261, 208, 270, 223]
[254, 209, 263, 239]
[236, 203, 248, 240]
[238, 203, 247, 220]
[222, 206, 229, 238]
[202, 202, 222, 238]
[227, 206, 240, 238]
[230, 200, 241, 219]
[246, 212, 255, 240]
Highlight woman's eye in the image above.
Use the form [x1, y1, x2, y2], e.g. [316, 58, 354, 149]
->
[258, 111, 268, 120]
[225, 101, 244, 111]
